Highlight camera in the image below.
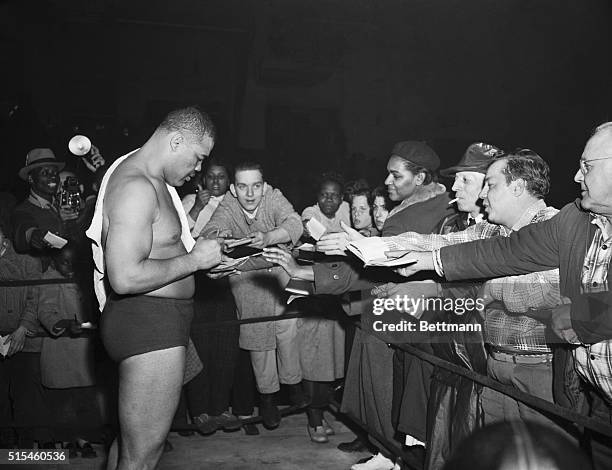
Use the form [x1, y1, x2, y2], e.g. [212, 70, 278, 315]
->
[59, 176, 83, 214]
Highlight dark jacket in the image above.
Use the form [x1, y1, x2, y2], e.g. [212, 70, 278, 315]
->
[314, 186, 456, 444]
[12, 198, 64, 255]
[440, 200, 610, 407]
[441, 200, 610, 344]
[426, 213, 486, 470]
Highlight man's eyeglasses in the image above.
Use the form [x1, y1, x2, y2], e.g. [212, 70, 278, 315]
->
[579, 156, 612, 175]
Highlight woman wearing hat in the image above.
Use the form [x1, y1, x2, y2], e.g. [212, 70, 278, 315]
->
[267, 141, 456, 470]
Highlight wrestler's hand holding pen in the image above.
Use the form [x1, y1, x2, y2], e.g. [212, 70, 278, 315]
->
[191, 234, 223, 270]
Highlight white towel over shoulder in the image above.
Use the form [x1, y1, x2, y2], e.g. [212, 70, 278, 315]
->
[85, 150, 196, 311]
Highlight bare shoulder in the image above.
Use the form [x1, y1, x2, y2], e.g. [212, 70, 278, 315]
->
[104, 160, 158, 221]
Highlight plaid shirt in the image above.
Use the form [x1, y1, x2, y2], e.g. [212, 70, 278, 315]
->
[574, 215, 612, 401]
[391, 200, 560, 353]
[390, 218, 507, 250]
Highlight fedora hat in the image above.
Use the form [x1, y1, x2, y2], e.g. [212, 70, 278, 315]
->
[19, 148, 65, 180]
[439, 142, 503, 177]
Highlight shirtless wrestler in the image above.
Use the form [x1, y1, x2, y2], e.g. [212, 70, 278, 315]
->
[99, 107, 222, 469]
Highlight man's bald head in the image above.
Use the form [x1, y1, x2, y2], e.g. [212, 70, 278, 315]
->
[574, 121, 612, 219]
[592, 121, 612, 137]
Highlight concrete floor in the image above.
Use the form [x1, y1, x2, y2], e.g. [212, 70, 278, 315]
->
[40, 412, 371, 470]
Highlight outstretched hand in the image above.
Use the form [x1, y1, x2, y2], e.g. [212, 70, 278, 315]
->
[263, 246, 314, 281]
[316, 221, 364, 255]
[262, 246, 300, 276]
[393, 251, 435, 277]
[29, 229, 57, 250]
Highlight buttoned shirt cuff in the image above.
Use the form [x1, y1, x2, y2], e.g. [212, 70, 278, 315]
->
[432, 249, 444, 277]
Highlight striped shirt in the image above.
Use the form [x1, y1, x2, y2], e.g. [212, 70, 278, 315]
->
[574, 215, 612, 402]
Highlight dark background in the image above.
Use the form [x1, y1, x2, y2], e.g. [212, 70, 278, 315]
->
[1, 0, 611, 210]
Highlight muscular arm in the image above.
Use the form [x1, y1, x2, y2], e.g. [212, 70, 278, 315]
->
[104, 177, 202, 295]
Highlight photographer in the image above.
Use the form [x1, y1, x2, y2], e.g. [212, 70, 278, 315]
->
[12, 149, 67, 268]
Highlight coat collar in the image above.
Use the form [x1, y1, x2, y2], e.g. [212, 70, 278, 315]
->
[388, 182, 446, 218]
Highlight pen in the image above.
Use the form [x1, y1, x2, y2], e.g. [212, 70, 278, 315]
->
[384, 249, 411, 258]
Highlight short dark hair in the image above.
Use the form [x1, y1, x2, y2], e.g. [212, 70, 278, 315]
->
[157, 106, 217, 142]
[494, 149, 550, 199]
[349, 187, 372, 206]
[345, 178, 369, 201]
[399, 160, 435, 185]
[316, 171, 345, 194]
[372, 186, 395, 211]
[203, 158, 230, 176]
[234, 161, 263, 179]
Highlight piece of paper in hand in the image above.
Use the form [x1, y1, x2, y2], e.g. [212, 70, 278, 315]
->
[306, 218, 326, 241]
[0, 335, 11, 357]
[43, 232, 68, 249]
[346, 237, 416, 267]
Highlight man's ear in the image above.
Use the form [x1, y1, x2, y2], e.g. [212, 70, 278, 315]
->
[512, 178, 526, 197]
[230, 183, 237, 197]
[415, 172, 426, 186]
[27, 175, 33, 184]
[169, 132, 183, 152]
[263, 182, 269, 192]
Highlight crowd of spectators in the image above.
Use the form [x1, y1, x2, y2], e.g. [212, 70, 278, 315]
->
[1, 119, 611, 470]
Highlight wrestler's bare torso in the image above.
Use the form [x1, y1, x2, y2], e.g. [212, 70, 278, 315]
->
[102, 154, 195, 299]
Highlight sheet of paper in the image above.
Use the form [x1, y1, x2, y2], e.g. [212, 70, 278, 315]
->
[208, 252, 263, 274]
[43, 231, 68, 249]
[346, 237, 416, 267]
[306, 218, 326, 241]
